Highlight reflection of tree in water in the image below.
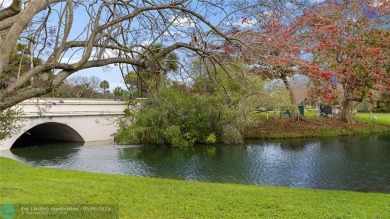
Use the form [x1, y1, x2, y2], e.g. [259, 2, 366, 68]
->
[11, 142, 82, 164]
[337, 134, 390, 161]
[115, 138, 390, 192]
[376, 133, 390, 142]
[117, 145, 251, 183]
[276, 138, 318, 151]
[118, 146, 195, 163]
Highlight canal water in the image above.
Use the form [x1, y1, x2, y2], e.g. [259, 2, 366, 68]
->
[2, 133, 390, 193]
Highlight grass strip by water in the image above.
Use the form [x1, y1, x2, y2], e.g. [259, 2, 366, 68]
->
[0, 157, 389, 218]
[246, 112, 390, 139]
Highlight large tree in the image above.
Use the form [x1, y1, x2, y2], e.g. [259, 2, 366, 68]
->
[226, 0, 389, 123]
[296, 0, 390, 123]
[0, 0, 235, 111]
[215, 1, 309, 119]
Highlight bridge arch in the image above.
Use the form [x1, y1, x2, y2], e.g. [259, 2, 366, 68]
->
[1, 98, 131, 150]
[11, 122, 84, 149]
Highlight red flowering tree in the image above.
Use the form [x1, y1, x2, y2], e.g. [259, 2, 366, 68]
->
[217, 11, 306, 119]
[224, 0, 389, 123]
[296, 0, 390, 123]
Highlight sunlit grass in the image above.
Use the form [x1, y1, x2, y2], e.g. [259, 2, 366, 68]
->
[355, 113, 390, 126]
[254, 111, 280, 120]
[248, 110, 390, 140]
[256, 110, 390, 126]
[1, 157, 389, 218]
[304, 109, 318, 119]
[255, 110, 320, 120]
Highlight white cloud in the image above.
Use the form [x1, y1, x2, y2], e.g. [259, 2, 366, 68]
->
[0, 0, 12, 7]
[60, 57, 79, 64]
[170, 16, 195, 27]
[372, 0, 387, 7]
[101, 49, 121, 59]
[230, 18, 258, 28]
[140, 40, 153, 46]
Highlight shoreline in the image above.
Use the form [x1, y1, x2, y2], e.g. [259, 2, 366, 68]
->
[243, 117, 390, 140]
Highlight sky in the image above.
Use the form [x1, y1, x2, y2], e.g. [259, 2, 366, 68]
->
[0, 0, 12, 7]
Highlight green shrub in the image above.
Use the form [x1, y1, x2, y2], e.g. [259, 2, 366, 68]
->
[0, 109, 24, 140]
[205, 133, 217, 144]
[114, 122, 138, 145]
[163, 126, 193, 148]
[221, 124, 244, 144]
[115, 60, 267, 148]
[115, 83, 253, 147]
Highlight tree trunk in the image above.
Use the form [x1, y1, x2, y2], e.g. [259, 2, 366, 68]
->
[281, 73, 302, 119]
[340, 100, 355, 124]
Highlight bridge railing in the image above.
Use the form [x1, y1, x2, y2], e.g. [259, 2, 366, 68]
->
[12, 98, 139, 117]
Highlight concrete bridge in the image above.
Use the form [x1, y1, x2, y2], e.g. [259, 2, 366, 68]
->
[0, 98, 133, 150]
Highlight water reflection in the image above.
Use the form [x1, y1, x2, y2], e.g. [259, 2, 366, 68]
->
[10, 141, 83, 165]
[3, 133, 390, 193]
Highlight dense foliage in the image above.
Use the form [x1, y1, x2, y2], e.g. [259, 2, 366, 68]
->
[116, 84, 244, 147]
[116, 60, 269, 147]
[221, 0, 389, 123]
[0, 43, 42, 91]
[297, 1, 390, 123]
[0, 108, 23, 140]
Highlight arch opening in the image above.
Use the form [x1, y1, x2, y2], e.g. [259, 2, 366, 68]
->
[12, 122, 85, 149]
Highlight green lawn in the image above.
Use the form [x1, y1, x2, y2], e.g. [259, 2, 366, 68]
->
[256, 111, 390, 125]
[355, 113, 390, 126]
[1, 158, 389, 218]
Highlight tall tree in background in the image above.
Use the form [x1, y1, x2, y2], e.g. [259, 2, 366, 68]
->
[227, 28, 304, 119]
[217, 1, 307, 119]
[99, 80, 110, 97]
[50, 76, 102, 98]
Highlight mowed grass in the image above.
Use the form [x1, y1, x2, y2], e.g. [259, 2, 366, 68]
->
[1, 158, 390, 218]
[355, 113, 390, 126]
[256, 111, 390, 125]
[248, 111, 390, 140]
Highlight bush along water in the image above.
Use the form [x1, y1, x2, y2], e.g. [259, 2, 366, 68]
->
[115, 58, 270, 148]
[115, 83, 255, 148]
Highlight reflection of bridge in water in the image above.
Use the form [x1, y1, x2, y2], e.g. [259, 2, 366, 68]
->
[0, 98, 132, 150]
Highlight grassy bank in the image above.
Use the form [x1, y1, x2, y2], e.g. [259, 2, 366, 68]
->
[0, 158, 389, 218]
[245, 112, 390, 139]
[355, 113, 390, 126]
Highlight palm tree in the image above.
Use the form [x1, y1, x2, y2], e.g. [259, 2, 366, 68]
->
[99, 80, 110, 97]
[137, 44, 179, 97]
